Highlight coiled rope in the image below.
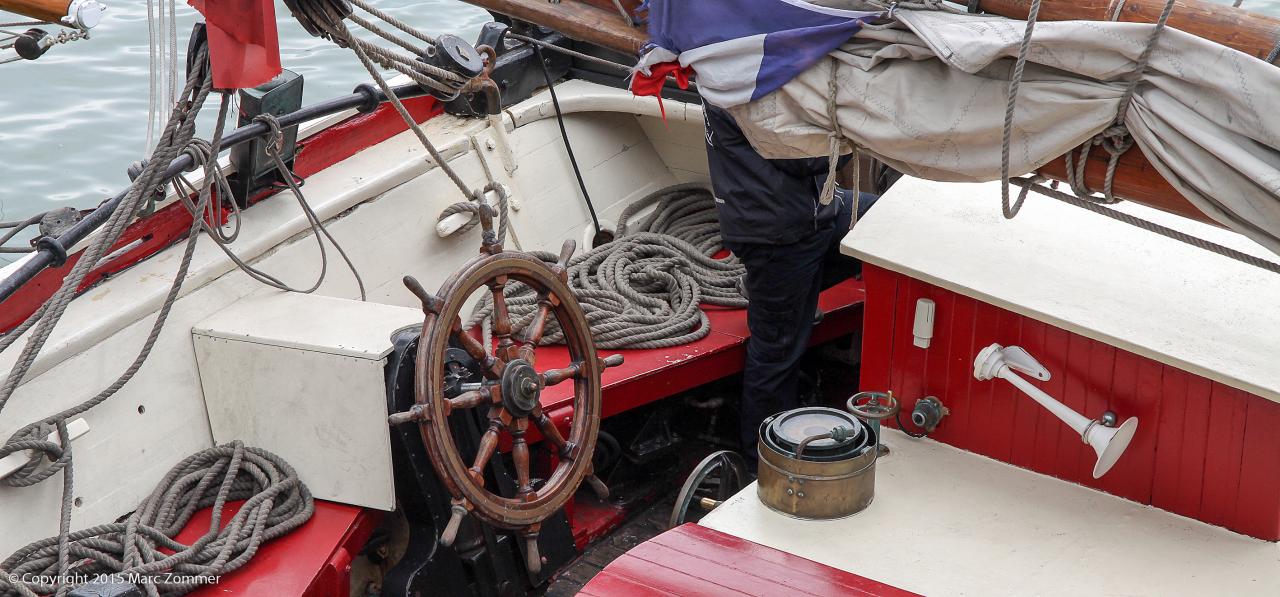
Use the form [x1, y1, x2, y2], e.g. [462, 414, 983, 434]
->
[0, 42, 316, 596]
[466, 184, 748, 350]
[0, 48, 219, 597]
[0, 442, 314, 597]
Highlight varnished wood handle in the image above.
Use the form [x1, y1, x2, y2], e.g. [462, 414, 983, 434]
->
[0, 0, 73, 25]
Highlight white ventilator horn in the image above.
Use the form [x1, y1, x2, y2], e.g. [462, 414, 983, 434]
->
[974, 344, 1138, 479]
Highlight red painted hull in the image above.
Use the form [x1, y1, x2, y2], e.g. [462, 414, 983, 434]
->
[862, 264, 1280, 541]
[580, 523, 916, 596]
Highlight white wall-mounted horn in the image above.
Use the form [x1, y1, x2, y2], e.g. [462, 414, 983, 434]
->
[974, 344, 1138, 479]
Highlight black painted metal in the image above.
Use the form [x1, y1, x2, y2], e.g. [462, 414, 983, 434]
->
[444, 24, 571, 118]
[229, 69, 306, 206]
[382, 330, 576, 596]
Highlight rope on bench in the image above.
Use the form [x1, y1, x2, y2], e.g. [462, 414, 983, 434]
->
[470, 184, 748, 349]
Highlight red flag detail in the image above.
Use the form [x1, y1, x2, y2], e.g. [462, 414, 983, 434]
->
[630, 62, 692, 123]
[189, 0, 282, 89]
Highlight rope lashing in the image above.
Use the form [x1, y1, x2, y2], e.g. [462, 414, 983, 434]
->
[819, 58, 865, 231]
[0, 443, 314, 597]
[437, 182, 511, 244]
[998, 0, 1043, 218]
[466, 185, 748, 350]
[1060, 0, 1176, 206]
[1000, 0, 1175, 218]
[1010, 177, 1280, 275]
[820, 57, 852, 207]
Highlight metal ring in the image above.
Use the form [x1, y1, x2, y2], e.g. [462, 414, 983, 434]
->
[759, 444, 879, 482]
[34, 236, 68, 267]
[846, 391, 900, 421]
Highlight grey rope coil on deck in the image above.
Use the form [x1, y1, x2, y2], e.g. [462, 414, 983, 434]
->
[0, 442, 314, 597]
[466, 184, 747, 350]
[1, 42, 311, 596]
[0, 50, 222, 597]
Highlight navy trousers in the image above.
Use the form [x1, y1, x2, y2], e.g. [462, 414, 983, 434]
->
[725, 189, 877, 462]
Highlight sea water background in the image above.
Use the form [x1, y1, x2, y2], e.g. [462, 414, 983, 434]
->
[0, 0, 1273, 264]
[0, 0, 488, 264]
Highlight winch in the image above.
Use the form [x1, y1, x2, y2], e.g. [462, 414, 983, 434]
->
[757, 406, 880, 519]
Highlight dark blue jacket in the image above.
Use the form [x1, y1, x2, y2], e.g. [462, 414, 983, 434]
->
[703, 103, 849, 245]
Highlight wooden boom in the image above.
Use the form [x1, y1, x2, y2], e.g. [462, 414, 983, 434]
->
[961, 0, 1280, 62]
[463, 0, 1280, 226]
[0, 0, 72, 25]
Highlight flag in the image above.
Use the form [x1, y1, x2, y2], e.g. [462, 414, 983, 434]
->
[632, 0, 880, 108]
[189, 0, 282, 89]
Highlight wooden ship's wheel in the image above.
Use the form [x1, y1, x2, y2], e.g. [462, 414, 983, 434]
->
[389, 204, 621, 574]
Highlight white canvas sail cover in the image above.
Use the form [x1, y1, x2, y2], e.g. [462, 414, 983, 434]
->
[718, 6, 1280, 255]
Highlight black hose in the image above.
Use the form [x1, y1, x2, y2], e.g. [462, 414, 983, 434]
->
[0, 82, 429, 304]
[895, 409, 929, 439]
[533, 45, 608, 246]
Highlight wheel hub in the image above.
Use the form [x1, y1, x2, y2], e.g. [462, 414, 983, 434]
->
[501, 359, 541, 417]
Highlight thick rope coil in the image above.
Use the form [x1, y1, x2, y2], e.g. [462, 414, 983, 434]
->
[0, 442, 314, 597]
[467, 185, 747, 350]
[0, 50, 218, 597]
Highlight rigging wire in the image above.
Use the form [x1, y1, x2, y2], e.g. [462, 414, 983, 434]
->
[534, 45, 605, 243]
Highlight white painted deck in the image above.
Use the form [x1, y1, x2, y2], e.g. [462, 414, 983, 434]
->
[701, 429, 1280, 597]
[0, 81, 708, 557]
[841, 177, 1280, 403]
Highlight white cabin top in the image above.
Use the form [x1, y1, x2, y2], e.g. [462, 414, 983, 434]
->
[841, 177, 1280, 404]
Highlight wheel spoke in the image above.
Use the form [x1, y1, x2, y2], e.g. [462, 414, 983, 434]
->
[488, 276, 517, 361]
[510, 418, 533, 497]
[450, 322, 502, 379]
[447, 387, 493, 414]
[521, 293, 553, 345]
[531, 404, 571, 459]
[469, 421, 502, 487]
[540, 362, 583, 387]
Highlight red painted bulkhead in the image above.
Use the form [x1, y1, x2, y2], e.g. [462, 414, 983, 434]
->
[862, 264, 1280, 541]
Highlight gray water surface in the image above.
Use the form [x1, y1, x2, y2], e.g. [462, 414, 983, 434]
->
[0, 0, 487, 263]
[1, 0, 1276, 264]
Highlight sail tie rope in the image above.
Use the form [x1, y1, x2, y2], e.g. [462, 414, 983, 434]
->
[1010, 177, 1280, 275]
[464, 184, 748, 350]
[820, 58, 864, 230]
[1000, 0, 1175, 218]
[0, 442, 314, 597]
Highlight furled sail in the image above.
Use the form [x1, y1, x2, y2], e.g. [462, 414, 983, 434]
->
[636, 1, 1280, 256]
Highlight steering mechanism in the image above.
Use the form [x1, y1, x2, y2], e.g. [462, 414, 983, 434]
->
[389, 203, 622, 575]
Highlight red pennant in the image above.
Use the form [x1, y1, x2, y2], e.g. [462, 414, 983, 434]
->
[189, 0, 282, 89]
[630, 61, 692, 123]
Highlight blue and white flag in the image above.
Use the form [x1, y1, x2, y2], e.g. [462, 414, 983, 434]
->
[635, 0, 881, 108]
